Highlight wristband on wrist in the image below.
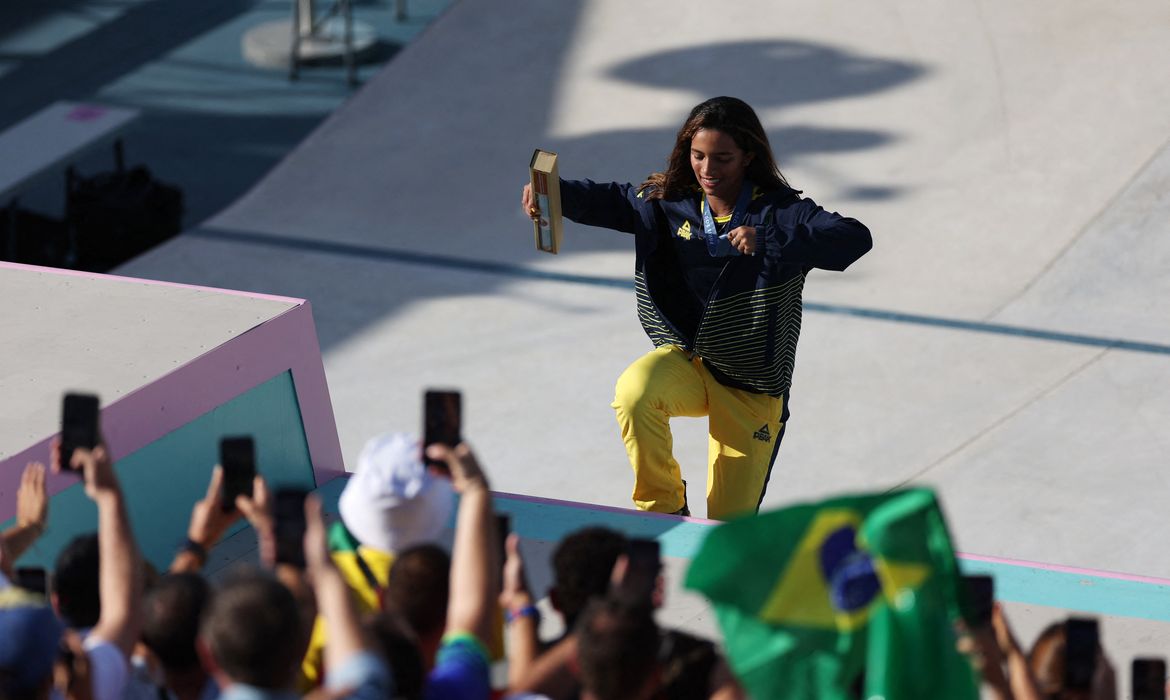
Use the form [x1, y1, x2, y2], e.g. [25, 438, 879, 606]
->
[505, 604, 540, 625]
[179, 538, 207, 562]
[18, 520, 45, 534]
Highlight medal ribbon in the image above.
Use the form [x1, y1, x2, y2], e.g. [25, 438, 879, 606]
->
[701, 181, 753, 257]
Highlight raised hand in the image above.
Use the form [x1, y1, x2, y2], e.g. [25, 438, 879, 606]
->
[425, 442, 488, 494]
[15, 462, 48, 534]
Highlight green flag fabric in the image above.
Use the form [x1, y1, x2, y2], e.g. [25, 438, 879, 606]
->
[684, 488, 978, 700]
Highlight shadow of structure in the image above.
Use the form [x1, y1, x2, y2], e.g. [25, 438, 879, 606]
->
[0, 0, 409, 257]
[0, 0, 257, 128]
[160, 34, 928, 353]
[597, 39, 925, 204]
[610, 39, 924, 110]
[484, 38, 925, 259]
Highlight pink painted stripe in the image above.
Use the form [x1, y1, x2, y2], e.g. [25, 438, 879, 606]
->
[288, 302, 345, 485]
[498, 492, 1170, 584]
[496, 494, 1170, 584]
[957, 552, 1170, 587]
[0, 261, 304, 305]
[0, 302, 343, 519]
[493, 490, 720, 525]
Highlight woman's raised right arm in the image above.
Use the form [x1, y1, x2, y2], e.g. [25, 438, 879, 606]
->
[522, 178, 648, 234]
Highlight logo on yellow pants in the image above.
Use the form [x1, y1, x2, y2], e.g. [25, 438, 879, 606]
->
[753, 424, 771, 442]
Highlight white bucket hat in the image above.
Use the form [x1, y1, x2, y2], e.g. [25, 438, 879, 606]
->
[338, 432, 454, 553]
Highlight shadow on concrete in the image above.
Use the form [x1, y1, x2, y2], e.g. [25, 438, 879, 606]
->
[0, 0, 410, 226]
[163, 37, 924, 350]
[11, 109, 331, 238]
[472, 40, 923, 260]
[610, 39, 924, 111]
[0, 0, 137, 49]
[118, 109, 333, 226]
[0, 0, 257, 128]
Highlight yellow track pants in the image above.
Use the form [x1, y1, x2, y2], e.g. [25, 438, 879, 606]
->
[612, 345, 787, 520]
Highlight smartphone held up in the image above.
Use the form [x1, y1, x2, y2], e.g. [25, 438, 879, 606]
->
[961, 574, 994, 628]
[612, 537, 661, 607]
[1064, 617, 1099, 691]
[1133, 657, 1167, 700]
[60, 392, 100, 470]
[423, 389, 462, 472]
[219, 436, 256, 512]
[274, 487, 309, 569]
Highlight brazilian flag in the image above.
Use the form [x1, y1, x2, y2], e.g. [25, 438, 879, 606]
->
[684, 488, 978, 700]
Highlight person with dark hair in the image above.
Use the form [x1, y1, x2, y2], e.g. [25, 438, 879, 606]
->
[1028, 621, 1117, 700]
[140, 574, 217, 700]
[522, 96, 871, 520]
[198, 570, 305, 694]
[575, 598, 661, 700]
[199, 493, 393, 700]
[383, 543, 451, 665]
[510, 529, 744, 700]
[363, 610, 425, 700]
[549, 528, 627, 635]
[52, 533, 101, 629]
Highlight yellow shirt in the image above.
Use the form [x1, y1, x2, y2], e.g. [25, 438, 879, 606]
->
[299, 544, 396, 689]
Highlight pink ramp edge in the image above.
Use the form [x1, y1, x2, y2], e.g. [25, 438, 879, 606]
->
[494, 490, 720, 525]
[65, 105, 108, 122]
[957, 552, 1170, 587]
[0, 267, 342, 519]
[496, 492, 1170, 587]
[0, 261, 304, 304]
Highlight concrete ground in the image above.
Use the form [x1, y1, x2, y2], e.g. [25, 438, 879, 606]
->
[0, 0, 454, 226]
[119, 0, 1170, 574]
[121, 0, 1170, 669]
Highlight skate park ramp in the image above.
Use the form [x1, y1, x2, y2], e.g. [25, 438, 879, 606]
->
[110, 0, 1170, 666]
[0, 262, 343, 568]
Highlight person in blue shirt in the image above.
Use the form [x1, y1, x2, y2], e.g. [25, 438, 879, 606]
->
[523, 96, 872, 520]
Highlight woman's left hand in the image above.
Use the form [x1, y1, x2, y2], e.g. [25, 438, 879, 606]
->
[727, 225, 757, 255]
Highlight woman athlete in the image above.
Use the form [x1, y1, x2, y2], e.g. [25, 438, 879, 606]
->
[522, 96, 872, 520]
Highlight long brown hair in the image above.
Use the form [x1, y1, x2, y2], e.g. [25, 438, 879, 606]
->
[640, 96, 791, 200]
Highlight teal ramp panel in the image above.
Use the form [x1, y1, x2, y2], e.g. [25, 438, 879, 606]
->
[491, 494, 1170, 624]
[3, 371, 315, 571]
[959, 559, 1170, 624]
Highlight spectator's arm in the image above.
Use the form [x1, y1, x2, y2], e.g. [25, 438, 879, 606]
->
[991, 605, 1042, 700]
[236, 474, 317, 662]
[304, 495, 393, 700]
[427, 443, 498, 646]
[236, 475, 276, 568]
[972, 624, 1013, 700]
[499, 533, 540, 689]
[511, 634, 578, 697]
[170, 466, 241, 573]
[0, 536, 12, 581]
[1, 462, 49, 562]
[304, 494, 365, 668]
[70, 442, 141, 657]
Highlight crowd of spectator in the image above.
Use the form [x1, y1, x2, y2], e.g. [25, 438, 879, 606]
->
[0, 425, 1159, 700]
